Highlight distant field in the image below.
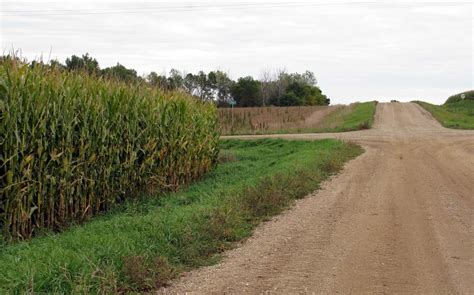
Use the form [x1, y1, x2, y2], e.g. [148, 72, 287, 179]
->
[218, 102, 377, 135]
[415, 100, 474, 129]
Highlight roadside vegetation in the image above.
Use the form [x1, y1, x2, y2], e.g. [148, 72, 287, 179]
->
[219, 101, 377, 135]
[314, 101, 377, 132]
[415, 93, 474, 129]
[0, 139, 362, 293]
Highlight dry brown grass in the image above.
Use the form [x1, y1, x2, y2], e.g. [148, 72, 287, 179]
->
[121, 255, 176, 291]
[217, 150, 238, 163]
[218, 105, 341, 135]
[218, 102, 377, 135]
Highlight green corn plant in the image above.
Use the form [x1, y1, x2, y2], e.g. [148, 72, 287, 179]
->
[0, 58, 219, 240]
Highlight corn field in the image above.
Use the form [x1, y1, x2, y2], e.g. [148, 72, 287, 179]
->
[0, 59, 219, 240]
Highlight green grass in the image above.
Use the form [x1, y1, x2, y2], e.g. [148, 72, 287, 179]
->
[415, 100, 474, 129]
[312, 101, 377, 132]
[0, 139, 362, 293]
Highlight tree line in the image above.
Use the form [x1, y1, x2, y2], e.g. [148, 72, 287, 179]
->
[29, 53, 331, 107]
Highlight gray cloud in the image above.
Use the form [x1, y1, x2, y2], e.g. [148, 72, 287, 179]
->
[1, 0, 472, 104]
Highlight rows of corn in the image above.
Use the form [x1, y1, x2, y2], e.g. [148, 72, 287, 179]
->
[0, 60, 219, 240]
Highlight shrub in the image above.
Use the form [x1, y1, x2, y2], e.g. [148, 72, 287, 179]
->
[445, 90, 474, 104]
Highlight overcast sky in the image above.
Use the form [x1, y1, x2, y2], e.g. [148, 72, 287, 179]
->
[1, 0, 472, 104]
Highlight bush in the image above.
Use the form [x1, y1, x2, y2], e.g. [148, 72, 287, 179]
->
[445, 90, 474, 104]
[0, 59, 219, 240]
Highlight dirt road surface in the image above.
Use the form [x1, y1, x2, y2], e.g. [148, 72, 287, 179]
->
[160, 103, 473, 294]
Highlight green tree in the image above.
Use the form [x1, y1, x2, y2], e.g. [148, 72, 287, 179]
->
[167, 69, 184, 90]
[214, 71, 234, 106]
[278, 80, 330, 106]
[147, 71, 168, 89]
[280, 81, 306, 106]
[231, 76, 262, 107]
[196, 71, 213, 99]
[65, 53, 99, 74]
[101, 63, 138, 83]
[183, 73, 197, 94]
[269, 70, 329, 106]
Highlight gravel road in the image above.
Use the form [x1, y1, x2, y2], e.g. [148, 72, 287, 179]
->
[160, 102, 473, 294]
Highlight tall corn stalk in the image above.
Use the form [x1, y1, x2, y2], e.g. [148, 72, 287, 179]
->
[0, 59, 219, 240]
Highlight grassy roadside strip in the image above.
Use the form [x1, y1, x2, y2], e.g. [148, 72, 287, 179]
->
[415, 100, 474, 129]
[313, 101, 377, 132]
[0, 139, 362, 293]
